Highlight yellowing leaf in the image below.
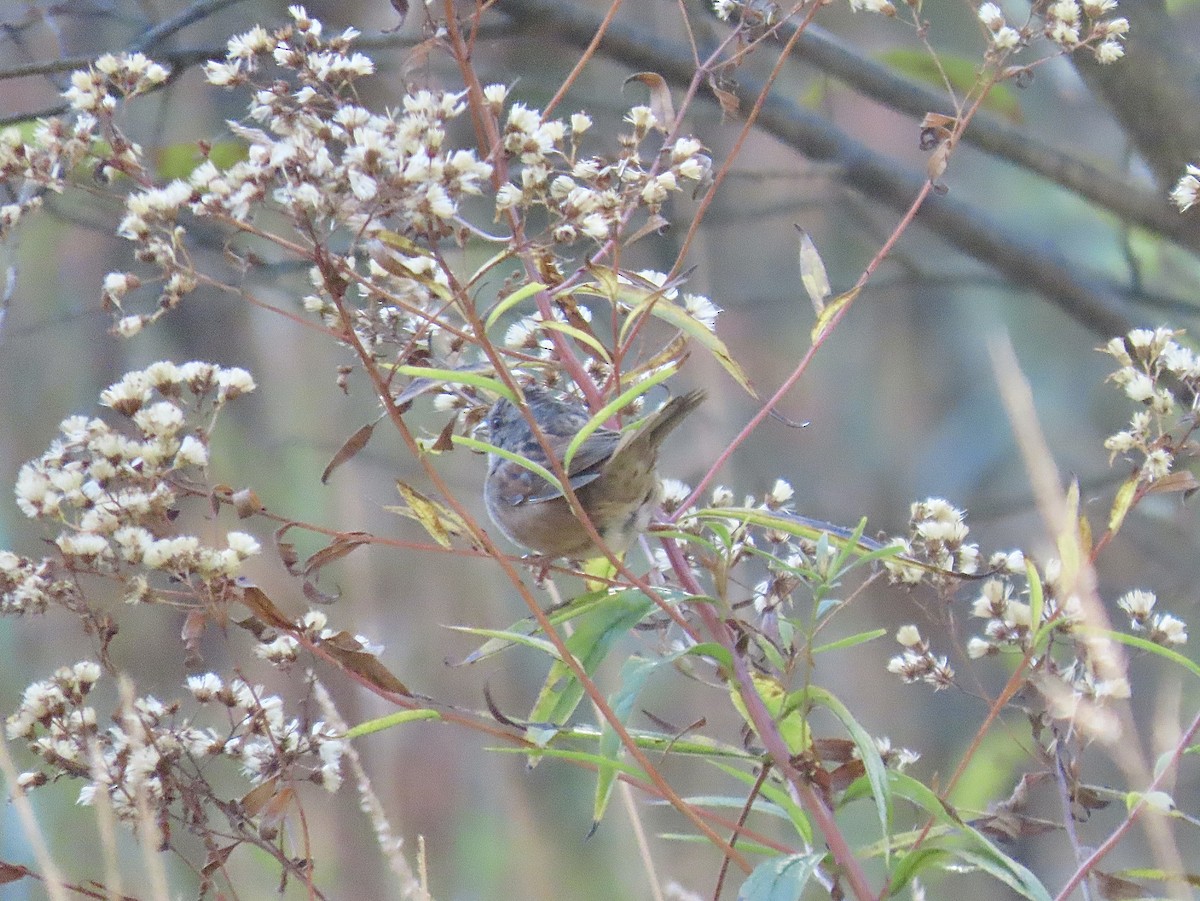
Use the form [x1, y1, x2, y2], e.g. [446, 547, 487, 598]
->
[811, 286, 860, 344]
[389, 480, 467, 549]
[729, 672, 811, 755]
[797, 229, 831, 311]
[1107, 473, 1138, 535]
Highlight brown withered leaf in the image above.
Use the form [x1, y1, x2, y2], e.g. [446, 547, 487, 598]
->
[927, 139, 952, 182]
[385, 0, 408, 31]
[1145, 469, 1200, 497]
[238, 582, 294, 631]
[258, 785, 296, 834]
[624, 335, 689, 386]
[302, 579, 340, 605]
[274, 522, 300, 573]
[232, 616, 270, 641]
[182, 610, 207, 664]
[239, 777, 279, 817]
[387, 481, 466, 549]
[812, 737, 857, 763]
[920, 111, 956, 135]
[1074, 784, 1111, 813]
[974, 811, 1060, 842]
[1093, 870, 1149, 900]
[209, 484, 226, 518]
[303, 533, 371, 579]
[201, 843, 238, 878]
[321, 422, 377, 484]
[827, 760, 867, 793]
[624, 72, 675, 129]
[707, 75, 739, 118]
[321, 630, 410, 695]
[432, 417, 457, 452]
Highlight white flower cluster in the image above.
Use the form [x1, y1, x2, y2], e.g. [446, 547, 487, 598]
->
[200, 8, 490, 240]
[976, 0, 1127, 63]
[0, 52, 169, 238]
[886, 625, 955, 689]
[1170, 164, 1200, 213]
[1044, 0, 1128, 59]
[63, 52, 169, 113]
[184, 673, 346, 793]
[3, 362, 259, 611]
[493, 91, 711, 245]
[1101, 327, 1200, 485]
[884, 498, 980, 584]
[709, 0, 783, 24]
[1117, 589, 1188, 646]
[7, 664, 346, 828]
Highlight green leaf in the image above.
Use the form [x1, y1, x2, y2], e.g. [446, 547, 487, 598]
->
[454, 432, 563, 497]
[692, 509, 896, 568]
[729, 673, 812, 756]
[797, 229, 831, 311]
[811, 286, 859, 344]
[737, 851, 825, 901]
[878, 50, 1023, 122]
[562, 368, 679, 471]
[594, 654, 669, 825]
[952, 847, 1052, 901]
[484, 281, 547, 331]
[1026, 557, 1045, 643]
[806, 686, 891, 847]
[537, 319, 612, 361]
[155, 140, 248, 179]
[447, 626, 562, 661]
[1093, 628, 1200, 680]
[811, 629, 887, 655]
[712, 761, 813, 845]
[392, 367, 516, 401]
[342, 709, 441, 739]
[451, 589, 646, 664]
[578, 266, 756, 395]
[887, 846, 953, 895]
[525, 590, 656, 758]
[878, 772, 1052, 901]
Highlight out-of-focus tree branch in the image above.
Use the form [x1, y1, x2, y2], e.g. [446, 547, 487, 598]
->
[499, 0, 1143, 337]
[1072, 0, 1200, 190]
[781, 22, 1200, 255]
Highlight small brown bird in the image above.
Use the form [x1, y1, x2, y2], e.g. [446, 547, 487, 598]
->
[484, 386, 706, 559]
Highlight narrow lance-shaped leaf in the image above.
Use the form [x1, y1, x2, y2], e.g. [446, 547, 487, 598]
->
[796, 228, 831, 312]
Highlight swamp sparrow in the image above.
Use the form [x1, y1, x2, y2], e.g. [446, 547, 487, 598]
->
[484, 386, 706, 559]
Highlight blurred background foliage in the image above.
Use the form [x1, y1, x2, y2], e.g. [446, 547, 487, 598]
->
[1, 0, 1199, 897]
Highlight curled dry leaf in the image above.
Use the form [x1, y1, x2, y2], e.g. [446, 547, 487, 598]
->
[303, 579, 341, 606]
[707, 75, 739, 118]
[624, 72, 675, 129]
[303, 533, 372, 579]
